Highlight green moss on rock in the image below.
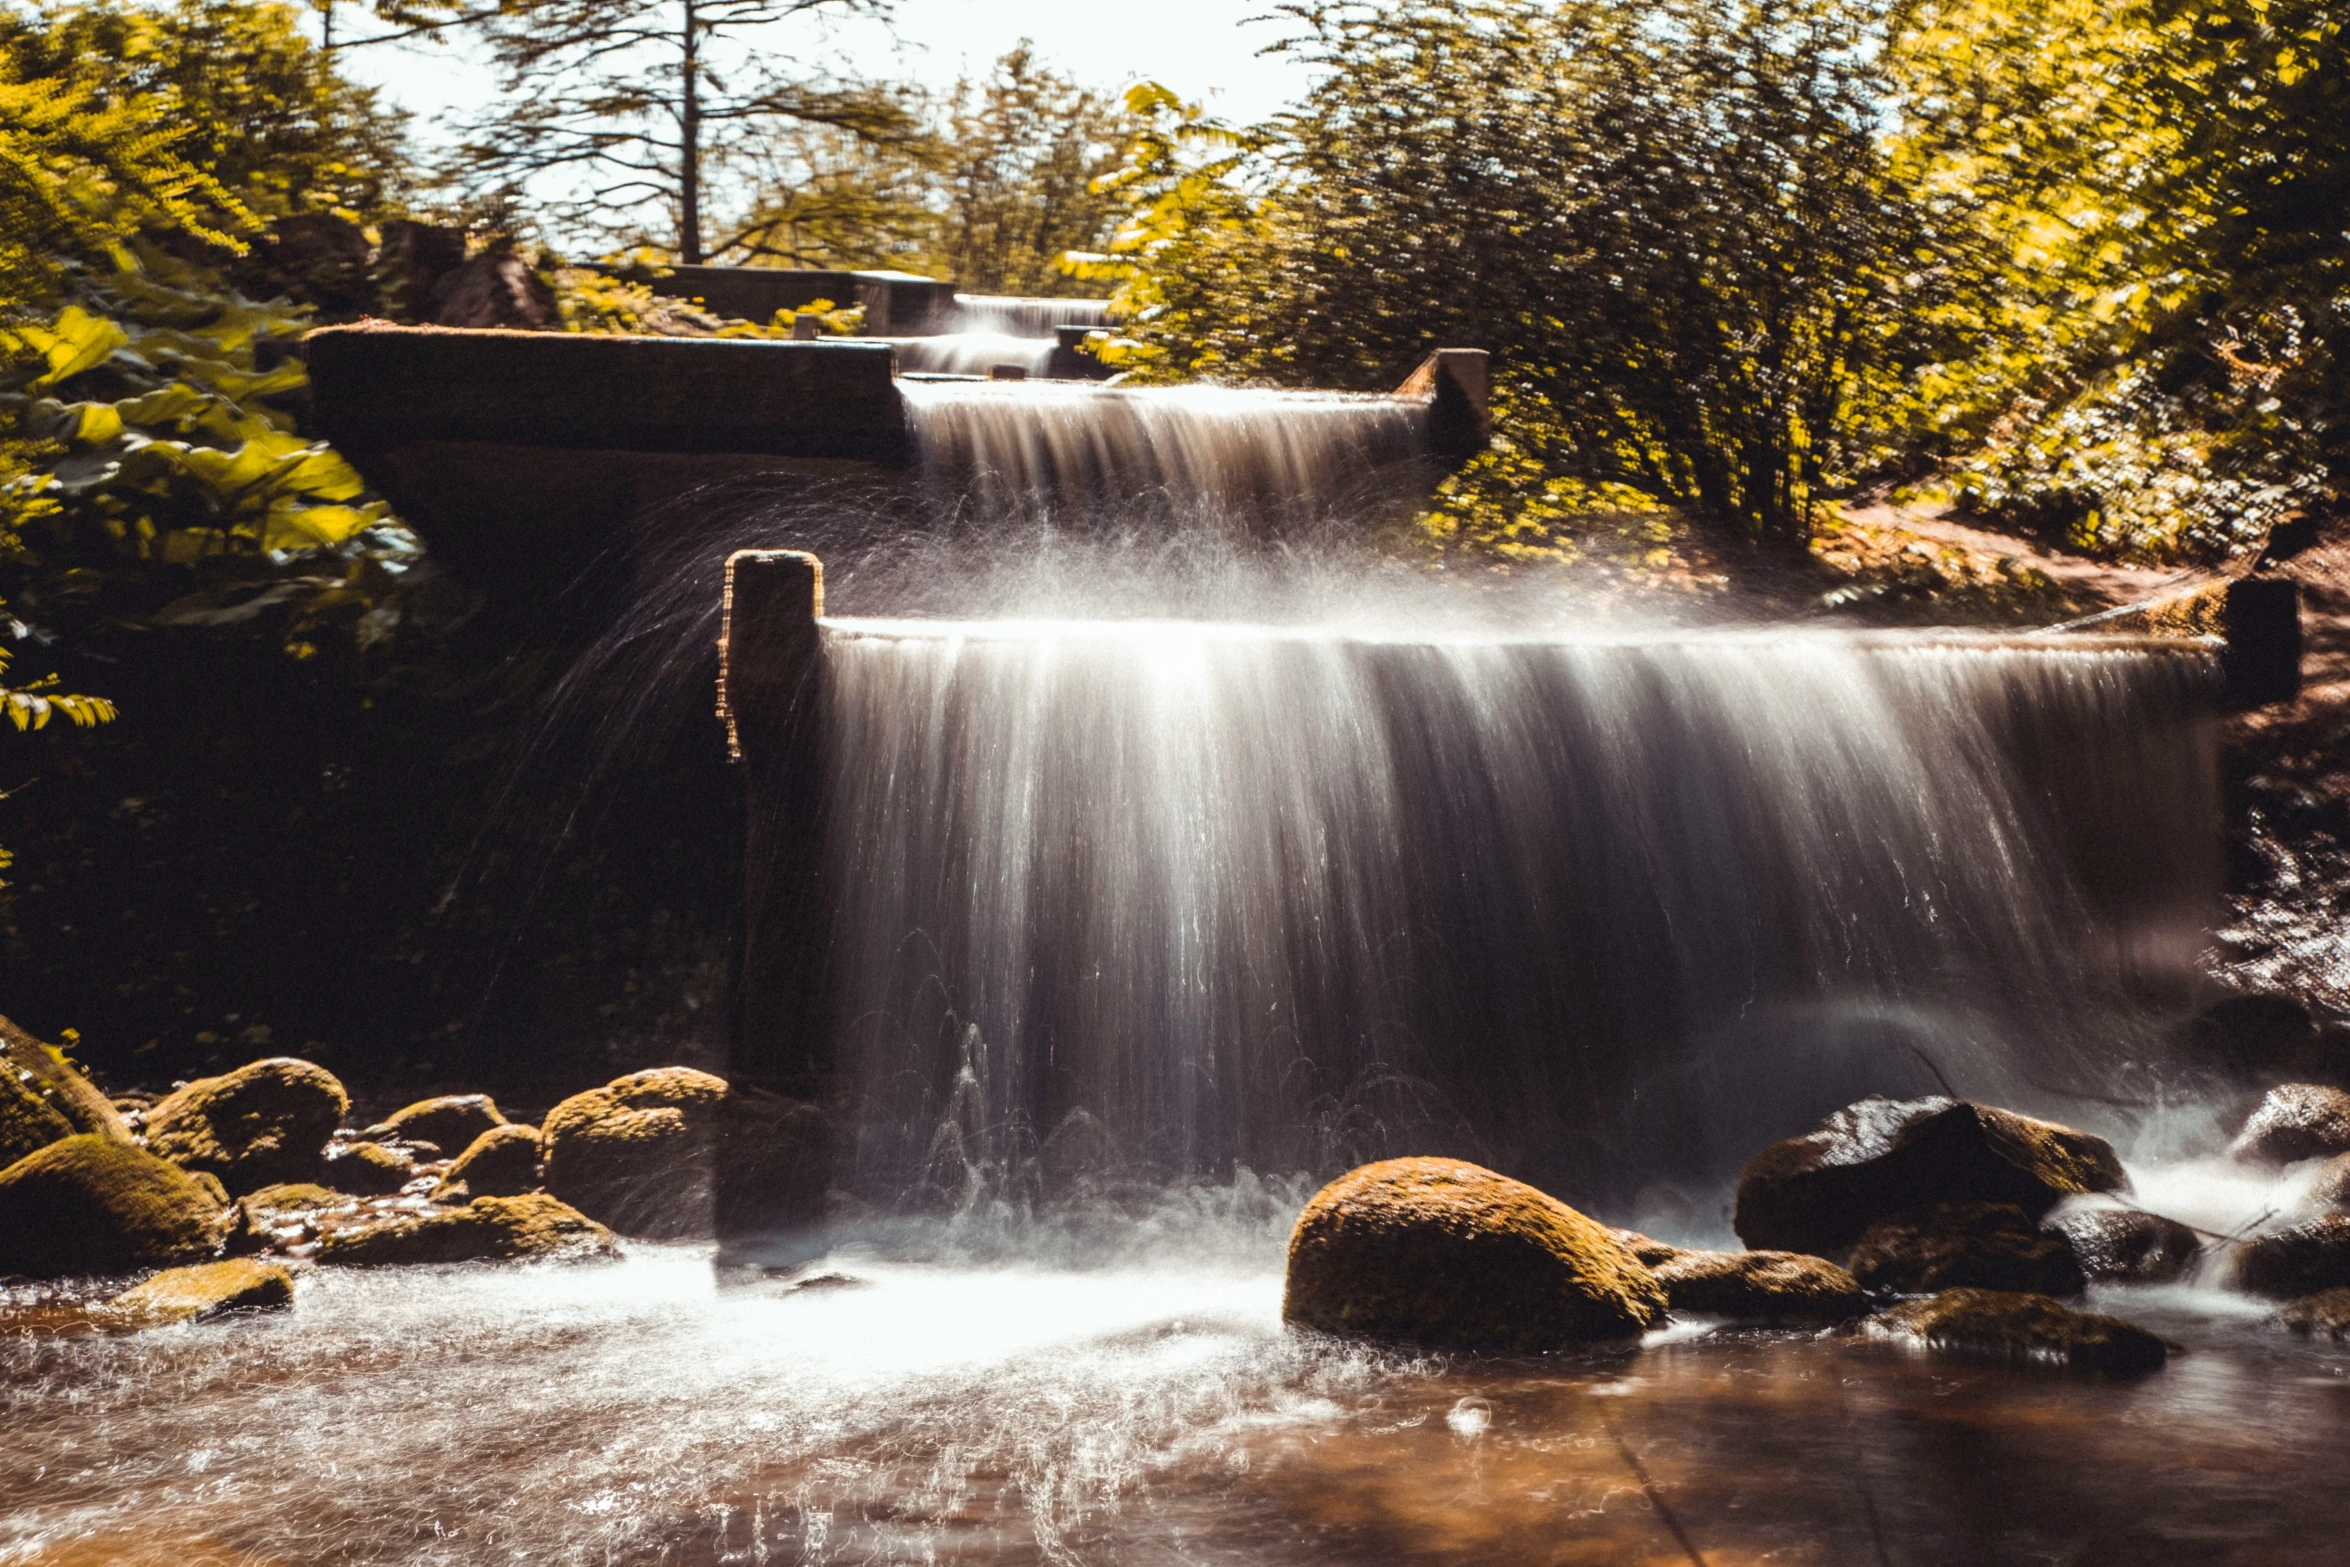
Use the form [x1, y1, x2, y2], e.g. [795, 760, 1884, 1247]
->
[1282, 1157, 1664, 1351]
[145, 1058, 350, 1195]
[542, 1068, 728, 1239]
[0, 1069, 76, 1169]
[102, 1257, 294, 1325]
[1652, 1248, 1866, 1321]
[319, 1139, 416, 1195]
[433, 1122, 542, 1202]
[2277, 1287, 2350, 1340]
[314, 1192, 616, 1266]
[1850, 1202, 2086, 1296]
[366, 1094, 506, 1153]
[1865, 1287, 2167, 1376]
[2236, 1214, 2350, 1299]
[0, 1134, 225, 1277]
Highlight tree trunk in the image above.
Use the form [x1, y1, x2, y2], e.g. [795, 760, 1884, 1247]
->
[680, 0, 702, 264]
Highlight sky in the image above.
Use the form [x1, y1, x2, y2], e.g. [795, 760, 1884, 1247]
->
[328, 0, 1319, 140]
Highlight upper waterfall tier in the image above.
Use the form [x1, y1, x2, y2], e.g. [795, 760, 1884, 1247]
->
[948, 295, 1114, 335]
[900, 381, 1435, 522]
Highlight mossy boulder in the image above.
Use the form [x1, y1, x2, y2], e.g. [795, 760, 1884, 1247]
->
[1734, 1097, 2127, 1258]
[433, 1123, 542, 1202]
[144, 1058, 350, 1195]
[319, 1139, 417, 1195]
[314, 1192, 616, 1266]
[2043, 1203, 2203, 1283]
[1850, 1202, 2086, 1296]
[2277, 1287, 2350, 1340]
[2230, 1083, 2350, 1165]
[1651, 1248, 1866, 1321]
[101, 1257, 294, 1326]
[364, 1094, 506, 1152]
[223, 1181, 357, 1254]
[0, 1070, 75, 1170]
[0, 1134, 225, 1277]
[2236, 1214, 2350, 1299]
[1611, 1229, 1692, 1267]
[1282, 1157, 1664, 1351]
[1, 1013, 132, 1143]
[542, 1068, 729, 1239]
[1865, 1288, 2167, 1376]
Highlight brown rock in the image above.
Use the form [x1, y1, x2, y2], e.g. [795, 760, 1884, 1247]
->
[430, 241, 558, 330]
[1, 1011, 134, 1152]
[2277, 1287, 2350, 1340]
[2236, 1214, 2350, 1299]
[223, 1181, 358, 1255]
[319, 1139, 417, 1195]
[1850, 1202, 2086, 1296]
[433, 1122, 542, 1202]
[543, 1067, 729, 1239]
[2230, 1083, 2350, 1164]
[365, 1094, 506, 1153]
[2043, 1204, 2203, 1283]
[1734, 1096, 2127, 1258]
[1, 1070, 75, 1170]
[145, 1058, 350, 1195]
[1652, 1248, 1866, 1321]
[1611, 1228, 1691, 1267]
[101, 1258, 294, 1326]
[1865, 1288, 2167, 1376]
[314, 1192, 616, 1267]
[2309, 1152, 2350, 1210]
[1282, 1157, 1664, 1351]
[0, 1135, 225, 1277]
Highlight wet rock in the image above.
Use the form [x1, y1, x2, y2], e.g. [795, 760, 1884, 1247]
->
[2277, 1287, 2350, 1340]
[433, 1123, 542, 1202]
[2308, 1152, 2350, 1210]
[1652, 1248, 1866, 1321]
[0, 1134, 225, 1277]
[2229, 1083, 2350, 1164]
[2042, 1203, 2203, 1283]
[1865, 1288, 2167, 1376]
[319, 1139, 418, 1196]
[364, 1094, 506, 1152]
[2236, 1214, 2350, 1299]
[2192, 993, 2321, 1078]
[1850, 1202, 2086, 1296]
[144, 1058, 350, 1195]
[1734, 1096, 2127, 1258]
[188, 1170, 230, 1207]
[1, 1013, 133, 1157]
[101, 1258, 294, 1326]
[1282, 1157, 1664, 1351]
[543, 1067, 729, 1239]
[1611, 1228, 1692, 1268]
[314, 1192, 616, 1267]
[223, 1181, 359, 1254]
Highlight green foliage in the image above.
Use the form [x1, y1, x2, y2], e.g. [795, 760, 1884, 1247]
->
[553, 257, 864, 337]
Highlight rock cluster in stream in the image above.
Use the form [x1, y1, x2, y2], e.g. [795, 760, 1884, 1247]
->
[1282, 1075, 2350, 1372]
[0, 1027, 734, 1319]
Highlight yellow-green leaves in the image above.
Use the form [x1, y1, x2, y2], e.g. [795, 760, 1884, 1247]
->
[0, 645, 115, 732]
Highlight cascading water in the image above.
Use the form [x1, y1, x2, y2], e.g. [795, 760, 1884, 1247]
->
[883, 330, 1058, 377]
[949, 293, 1114, 336]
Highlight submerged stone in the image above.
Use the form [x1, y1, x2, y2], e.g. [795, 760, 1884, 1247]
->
[1282, 1157, 1664, 1351]
[144, 1058, 350, 1195]
[102, 1258, 294, 1326]
[2277, 1288, 2350, 1340]
[1651, 1248, 1866, 1321]
[314, 1192, 615, 1266]
[434, 1123, 543, 1202]
[2044, 1203, 2204, 1283]
[1865, 1288, 2167, 1376]
[1850, 1202, 2086, 1296]
[2230, 1084, 2350, 1165]
[2236, 1214, 2350, 1299]
[543, 1068, 729, 1239]
[0, 1134, 225, 1277]
[364, 1094, 506, 1153]
[1734, 1097, 2127, 1258]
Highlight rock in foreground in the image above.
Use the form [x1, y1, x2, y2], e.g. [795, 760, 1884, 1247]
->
[314, 1193, 615, 1266]
[1651, 1248, 1866, 1321]
[433, 1123, 542, 1201]
[144, 1058, 350, 1195]
[2044, 1203, 2203, 1283]
[2236, 1214, 2350, 1299]
[543, 1068, 729, 1239]
[0, 1134, 225, 1277]
[102, 1258, 294, 1326]
[319, 1139, 418, 1195]
[1850, 1202, 2086, 1296]
[1865, 1288, 2167, 1376]
[1283, 1158, 1664, 1351]
[1735, 1097, 2127, 1258]
[2230, 1084, 2350, 1165]
[2277, 1288, 2350, 1340]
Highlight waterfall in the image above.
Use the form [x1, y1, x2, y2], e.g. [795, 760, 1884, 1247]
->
[899, 381, 1433, 524]
[885, 332, 1059, 377]
[950, 294, 1114, 336]
[813, 620, 2218, 1202]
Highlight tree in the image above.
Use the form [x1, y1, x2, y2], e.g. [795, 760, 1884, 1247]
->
[450, 0, 905, 263]
[928, 43, 1129, 296]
